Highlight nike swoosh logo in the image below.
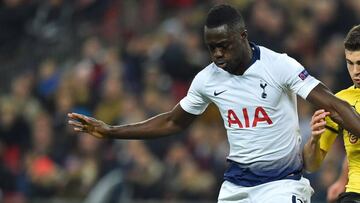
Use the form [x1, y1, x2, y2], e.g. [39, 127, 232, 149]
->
[214, 90, 227, 96]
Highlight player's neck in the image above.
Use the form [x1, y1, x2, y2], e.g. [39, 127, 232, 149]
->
[234, 44, 253, 75]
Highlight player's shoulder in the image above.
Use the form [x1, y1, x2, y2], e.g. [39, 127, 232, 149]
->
[258, 46, 294, 66]
[336, 86, 358, 98]
[187, 63, 220, 93]
[194, 63, 218, 77]
[257, 45, 303, 76]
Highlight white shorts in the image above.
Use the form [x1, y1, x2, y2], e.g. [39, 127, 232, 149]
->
[218, 177, 314, 203]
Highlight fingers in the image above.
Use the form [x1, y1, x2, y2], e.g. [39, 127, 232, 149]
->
[311, 118, 326, 133]
[310, 109, 330, 136]
[74, 127, 84, 132]
[311, 120, 326, 130]
[313, 109, 326, 116]
[312, 128, 326, 136]
[67, 113, 105, 138]
[312, 109, 330, 118]
[68, 113, 93, 132]
[68, 119, 84, 128]
[68, 112, 81, 119]
[68, 113, 97, 125]
[68, 113, 88, 122]
[68, 119, 87, 132]
[311, 109, 330, 125]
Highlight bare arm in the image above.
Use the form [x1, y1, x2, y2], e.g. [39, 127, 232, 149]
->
[68, 104, 197, 139]
[327, 159, 348, 202]
[306, 83, 360, 137]
[303, 109, 329, 172]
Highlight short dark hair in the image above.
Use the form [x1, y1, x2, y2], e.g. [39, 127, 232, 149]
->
[344, 25, 360, 51]
[205, 4, 245, 31]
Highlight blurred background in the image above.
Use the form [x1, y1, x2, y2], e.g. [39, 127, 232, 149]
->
[0, 0, 357, 202]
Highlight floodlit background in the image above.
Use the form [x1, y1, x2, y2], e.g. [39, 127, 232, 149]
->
[0, 0, 358, 202]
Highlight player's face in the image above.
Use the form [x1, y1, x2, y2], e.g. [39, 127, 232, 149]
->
[204, 25, 248, 74]
[345, 49, 360, 88]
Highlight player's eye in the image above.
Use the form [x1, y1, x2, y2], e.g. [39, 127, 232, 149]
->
[219, 43, 228, 49]
[208, 45, 215, 51]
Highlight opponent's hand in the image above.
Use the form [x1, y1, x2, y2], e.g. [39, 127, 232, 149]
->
[310, 109, 330, 139]
[67, 113, 110, 139]
[327, 180, 345, 203]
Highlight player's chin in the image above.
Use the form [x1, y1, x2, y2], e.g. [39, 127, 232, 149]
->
[353, 79, 360, 88]
[215, 62, 227, 70]
[217, 65, 232, 74]
[225, 66, 237, 74]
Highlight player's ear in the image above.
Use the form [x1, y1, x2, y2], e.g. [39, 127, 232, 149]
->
[240, 30, 248, 39]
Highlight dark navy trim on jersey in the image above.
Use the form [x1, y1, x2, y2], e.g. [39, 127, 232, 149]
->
[325, 125, 338, 133]
[248, 42, 260, 68]
[223, 160, 302, 187]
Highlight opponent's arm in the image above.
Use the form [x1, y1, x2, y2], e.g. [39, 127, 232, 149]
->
[303, 109, 329, 172]
[68, 104, 197, 139]
[327, 159, 348, 202]
[306, 83, 360, 137]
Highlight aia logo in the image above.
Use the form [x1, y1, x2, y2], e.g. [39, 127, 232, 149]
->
[227, 106, 273, 128]
[349, 133, 358, 144]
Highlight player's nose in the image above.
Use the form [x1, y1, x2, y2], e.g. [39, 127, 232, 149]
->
[213, 47, 224, 58]
[354, 64, 360, 73]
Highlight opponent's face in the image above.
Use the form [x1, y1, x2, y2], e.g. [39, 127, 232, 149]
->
[345, 49, 360, 88]
[204, 25, 248, 74]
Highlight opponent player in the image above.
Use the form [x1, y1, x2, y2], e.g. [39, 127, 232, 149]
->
[304, 24, 360, 203]
[327, 160, 348, 202]
[68, 5, 360, 203]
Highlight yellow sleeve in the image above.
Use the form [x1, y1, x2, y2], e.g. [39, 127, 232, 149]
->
[319, 116, 339, 152]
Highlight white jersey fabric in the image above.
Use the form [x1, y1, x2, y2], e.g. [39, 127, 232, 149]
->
[218, 177, 313, 203]
[180, 43, 320, 187]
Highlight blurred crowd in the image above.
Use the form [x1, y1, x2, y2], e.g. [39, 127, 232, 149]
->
[0, 0, 358, 202]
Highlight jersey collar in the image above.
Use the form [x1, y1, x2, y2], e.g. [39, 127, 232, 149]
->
[247, 42, 260, 69]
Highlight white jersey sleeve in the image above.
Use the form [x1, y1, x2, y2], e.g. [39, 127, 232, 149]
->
[179, 71, 211, 115]
[272, 54, 320, 99]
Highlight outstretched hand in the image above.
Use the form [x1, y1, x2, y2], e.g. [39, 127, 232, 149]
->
[327, 180, 346, 203]
[310, 109, 330, 138]
[67, 113, 110, 139]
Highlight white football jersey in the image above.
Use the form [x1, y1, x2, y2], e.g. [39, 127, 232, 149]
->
[180, 43, 320, 186]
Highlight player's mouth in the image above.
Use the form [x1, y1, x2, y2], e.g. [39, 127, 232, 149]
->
[354, 78, 360, 84]
[215, 61, 227, 68]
